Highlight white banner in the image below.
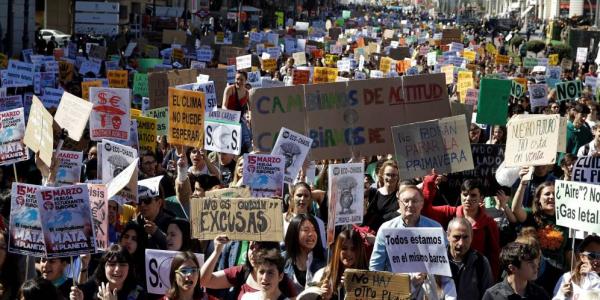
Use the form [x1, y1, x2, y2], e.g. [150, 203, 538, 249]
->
[203, 119, 241, 155]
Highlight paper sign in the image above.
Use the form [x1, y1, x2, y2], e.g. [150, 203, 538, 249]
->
[7, 60, 34, 84]
[392, 115, 474, 179]
[476, 78, 511, 125]
[133, 73, 149, 97]
[441, 65, 454, 84]
[344, 269, 410, 300]
[242, 153, 285, 198]
[89, 87, 131, 141]
[23, 96, 53, 166]
[191, 197, 283, 241]
[505, 114, 563, 167]
[100, 139, 138, 184]
[313, 67, 337, 83]
[382, 227, 451, 276]
[327, 163, 364, 226]
[261, 58, 277, 72]
[145, 107, 169, 136]
[56, 150, 83, 185]
[495, 54, 510, 65]
[271, 127, 313, 184]
[196, 48, 213, 62]
[37, 185, 96, 257]
[87, 183, 108, 251]
[0, 108, 29, 166]
[81, 80, 102, 101]
[576, 47, 588, 63]
[204, 119, 241, 155]
[236, 54, 252, 70]
[556, 80, 583, 101]
[555, 180, 600, 233]
[573, 156, 600, 184]
[292, 69, 310, 85]
[549, 54, 559, 66]
[168, 88, 205, 147]
[529, 84, 548, 108]
[106, 157, 138, 202]
[8, 183, 45, 256]
[463, 50, 476, 62]
[447, 144, 505, 197]
[54, 92, 94, 141]
[293, 52, 307, 66]
[107, 70, 128, 88]
[132, 115, 157, 153]
[145, 249, 204, 295]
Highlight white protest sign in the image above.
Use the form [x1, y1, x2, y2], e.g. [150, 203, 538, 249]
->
[391, 115, 474, 179]
[145, 107, 169, 136]
[576, 47, 588, 63]
[555, 180, 600, 233]
[382, 227, 451, 277]
[145, 249, 204, 295]
[207, 109, 240, 123]
[106, 157, 139, 202]
[242, 153, 285, 197]
[54, 92, 94, 141]
[89, 87, 131, 141]
[87, 183, 109, 251]
[247, 71, 261, 88]
[293, 52, 307, 66]
[42, 87, 64, 108]
[528, 84, 548, 108]
[271, 127, 313, 184]
[573, 156, 600, 184]
[204, 119, 241, 155]
[0, 108, 29, 166]
[23, 96, 53, 166]
[124, 42, 137, 57]
[8, 183, 45, 257]
[236, 54, 252, 70]
[79, 60, 101, 75]
[505, 114, 564, 167]
[328, 163, 364, 226]
[99, 139, 139, 203]
[337, 60, 351, 72]
[196, 48, 213, 62]
[56, 150, 83, 185]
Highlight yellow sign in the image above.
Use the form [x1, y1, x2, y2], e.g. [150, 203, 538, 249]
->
[514, 77, 528, 91]
[313, 67, 338, 83]
[495, 54, 510, 65]
[261, 58, 277, 72]
[396, 59, 411, 73]
[463, 50, 476, 62]
[457, 71, 474, 102]
[131, 109, 142, 117]
[81, 80, 102, 101]
[0, 53, 7, 69]
[379, 57, 394, 73]
[324, 54, 339, 67]
[133, 115, 157, 153]
[549, 54, 559, 66]
[441, 65, 454, 84]
[108, 70, 128, 88]
[168, 87, 205, 147]
[172, 48, 184, 61]
[486, 43, 497, 55]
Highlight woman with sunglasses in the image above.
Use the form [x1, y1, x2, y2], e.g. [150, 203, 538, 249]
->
[200, 235, 298, 300]
[283, 182, 326, 249]
[161, 251, 209, 300]
[553, 235, 600, 299]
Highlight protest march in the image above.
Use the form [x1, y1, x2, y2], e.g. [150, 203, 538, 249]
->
[2, 1, 600, 300]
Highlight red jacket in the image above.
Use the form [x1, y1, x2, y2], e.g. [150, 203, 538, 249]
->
[422, 175, 501, 280]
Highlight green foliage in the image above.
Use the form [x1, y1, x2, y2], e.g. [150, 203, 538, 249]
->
[510, 35, 524, 48]
[551, 42, 573, 60]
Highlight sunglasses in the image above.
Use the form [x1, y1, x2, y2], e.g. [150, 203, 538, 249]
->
[582, 251, 600, 260]
[176, 267, 199, 276]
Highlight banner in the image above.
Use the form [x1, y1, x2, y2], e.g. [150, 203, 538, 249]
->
[56, 150, 83, 185]
[132, 115, 157, 153]
[381, 227, 451, 276]
[8, 183, 45, 256]
[528, 84, 548, 108]
[573, 156, 600, 184]
[168, 88, 205, 148]
[392, 115, 473, 179]
[343, 269, 410, 300]
[88, 183, 109, 251]
[23, 96, 53, 166]
[476, 78, 511, 125]
[505, 115, 564, 167]
[555, 180, 600, 233]
[145, 249, 204, 295]
[328, 163, 364, 226]
[37, 185, 96, 257]
[271, 127, 313, 184]
[145, 107, 169, 136]
[190, 197, 284, 241]
[204, 119, 241, 155]
[0, 108, 29, 166]
[556, 80, 583, 101]
[242, 154, 285, 197]
[89, 87, 131, 141]
[54, 92, 94, 142]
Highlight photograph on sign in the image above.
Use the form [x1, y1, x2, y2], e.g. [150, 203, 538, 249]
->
[8, 183, 45, 257]
[242, 153, 285, 198]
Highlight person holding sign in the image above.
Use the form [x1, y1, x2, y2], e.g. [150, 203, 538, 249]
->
[553, 235, 600, 299]
[161, 251, 206, 300]
[223, 71, 252, 154]
[283, 183, 327, 249]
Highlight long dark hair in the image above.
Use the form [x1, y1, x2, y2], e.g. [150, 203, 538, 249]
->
[166, 251, 203, 300]
[320, 228, 368, 292]
[93, 244, 138, 293]
[532, 181, 555, 227]
[572, 235, 600, 285]
[284, 214, 325, 263]
[19, 278, 61, 300]
[167, 218, 191, 251]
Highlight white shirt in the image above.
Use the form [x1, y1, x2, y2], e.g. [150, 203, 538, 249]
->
[576, 140, 600, 157]
[553, 272, 600, 300]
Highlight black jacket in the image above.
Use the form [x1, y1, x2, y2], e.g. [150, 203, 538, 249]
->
[482, 278, 550, 300]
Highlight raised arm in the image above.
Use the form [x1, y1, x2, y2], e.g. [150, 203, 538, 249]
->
[511, 167, 530, 223]
[199, 235, 232, 289]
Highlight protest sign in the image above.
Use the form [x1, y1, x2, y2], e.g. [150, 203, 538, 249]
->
[41, 87, 63, 109]
[556, 80, 583, 101]
[162, 30, 187, 44]
[145, 107, 169, 136]
[196, 48, 213, 62]
[495, 54, 510, 65]
[37, 185, 96, 257]
[511, 81, 525, 99]
[465, 88, 479, 105]
[58, 61, 74, 84]
[313, 67, 338, 83]
[379, 57, 393, 74]
[208, 109, 240, 123]
[174, 81, 218, 114]
[148, 69, 198, 109]
[555, 180, 600, 233]
[190, 197, 283, 241]
[9, 183, 45, 256]
[549, 54, 559, 65]
[81, 80, 102, 100]
[100, 139, 138, 183]
[327, 163, 364, 226]
[107, 70, 128, 88]
[23, 96, 53, 166]
[293, 52, 307, 66]
[168, 88, 205, 148]
[576, 47, 588, 63]
[6, 59, 34, 84]
[87, 183, 108, 251]
[344, 269, 410, 300]
[205, 187, 251, 198]
[242, 154, 285, 198]
[171, 48, 184, 62]
[56, 150, 83, 185]
[392, 115, 473, 179]
[476, 78, 511, 125]
[463, 50, 476, 62]
[382, 227, 451, 276]
[0, 108, 28, 166]
[529, 84, 548, 108]
[292, 69, 310, 85]
[523, 57, 538, 69]
[133, 73, 149, 97]
[236, 54, 252, 70]
[105, 157, 139, 204]
[54, 92, 94, 142]
[271, 128, 313, 184]
[132, 115, 157, 153]
[447, 144, 505, 197]
[441, 65, 454, 84]
[261, 58, 277, 72]
[504, 114, 563, 167]
[145, 249, 204, 295]
[204, 118, 241, 155]
[573, 156, 600, 184]
[89, 87, 131, 141]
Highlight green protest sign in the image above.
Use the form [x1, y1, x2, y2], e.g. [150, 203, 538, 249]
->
[133, 73, 149, 97]
[556, 80, 583, 101]
[523, 57, 538, 68]
[342, 10, 351, 19]
[510, 81, 525, 98]
[138, 58, 163, 73]
[476, 78, 511, 125]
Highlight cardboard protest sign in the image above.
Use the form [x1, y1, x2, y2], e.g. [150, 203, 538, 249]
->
[576, 47, 588, 63]
[168, 88, 205, 147]
[133, 73, 149, 97]
[219, 46, 246, 64]
[327, 163, 364, 226]
[313, 67, 338, 83]
[81, 80, 102, 100]
[271, 127, 313, 184]
[389, 47, 411, 61]
[176, 81, 218, 114]
[392, 115, 473, 179]
[145, 249, 204, 295]
[441, 29, 461, 45]
[555, 180, 600, 233]
[261, 58, 277, 72]
[573, 156, 600, 184]
[8, 183, 45, 256]
[382, 227, 451, 276]
[292, 69, 310, 85]
[107, 70, 128, 88]
[204, 187, 251, 198]
[505, 114, 563, 167]
[344, 269, 410, 300]
[242, 154, 285, 198]
[529, 84, 548, 108]
[55, 150, 83, 185]
[23, 96, 53, 166]
[204, 118, 241, 155]
[190, 197, 283, 241]
[132, 115, 157, 153]
[556, 80, 583, 101]
[145, 107, 169, 136]
[476, 78, 511, 125]
[89, 87, 131, 141]
[87, 183, 108, 250]
[148, 69, 198, 109]
[37, 185, 96, 257]
[447, 144, 505, 197]
[54, 92, 94, 142]
[0, 108, 29, 166]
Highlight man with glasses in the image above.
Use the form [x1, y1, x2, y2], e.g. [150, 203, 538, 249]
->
[135, 185, 174, 249]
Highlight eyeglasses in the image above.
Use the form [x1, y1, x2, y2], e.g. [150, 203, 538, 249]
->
[582, 251, 600, 260]
[176, 267, 199, 276]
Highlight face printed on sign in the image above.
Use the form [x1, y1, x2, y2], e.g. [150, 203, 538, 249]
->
[279, 142, 301, 174]
[336, 175, 358, 215]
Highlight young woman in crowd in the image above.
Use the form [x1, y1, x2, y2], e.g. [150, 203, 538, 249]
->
[363, 160, 400, 231]
[283, 182, 326, 248]
[162, 251, 208, 300]
[119, 221, 147, 284]
[553, 235, 600, 299]
[166, 218, 192, 252]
